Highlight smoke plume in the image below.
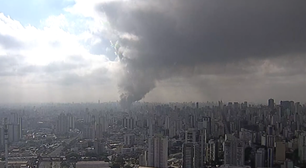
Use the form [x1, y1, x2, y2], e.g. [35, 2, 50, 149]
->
[98, 0, 306, 108]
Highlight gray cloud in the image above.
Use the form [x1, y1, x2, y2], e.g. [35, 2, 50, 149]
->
[0, 55, 23, 76]
[20, 61, 84, 74]
[96, 0, 306, 108]
[0, 34, 24, 49]
[52, 68, 110, 87]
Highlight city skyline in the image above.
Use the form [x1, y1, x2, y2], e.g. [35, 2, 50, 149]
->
[0, 0, 306, 105]
[0, 98, 305, 167]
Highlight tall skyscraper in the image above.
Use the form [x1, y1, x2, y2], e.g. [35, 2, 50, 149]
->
[298, 132, 306, 162]
[8, 124, 20, 142]
[148, 135, 168, 168]
[266, 135, 275, 148]
[268, 99, 275, 109]
[0, 126, 4, 149]
[82, 124, 96, 139]
[183, 142, 200, 168]
[164, 116, 170, 130]
[96, 116, 108, 139]
[223, 134, 245, 166]
[275, 141, 286, 162]
[255, 148, 265, 168]
[203, 117, 211, 136]
[185, 129, 197, 143]
[280, 101, 294, 117]
[189, 115, 195, 128]
[123, 117, 135, 129]
[7, 113, 22, 142]
[139, 151, 147, 166]
[206, 139, 218, 164]
[267, 147, 274, 168]
[199, 129, 206, 168]
[67, 113, 75, 129]
[55, 113, 69, 135]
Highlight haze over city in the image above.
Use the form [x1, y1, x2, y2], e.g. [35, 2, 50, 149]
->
[1, 1, 306, 168]
[0, 0, 305, 105]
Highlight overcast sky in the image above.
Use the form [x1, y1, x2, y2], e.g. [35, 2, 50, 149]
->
[0, 0, 305, 104]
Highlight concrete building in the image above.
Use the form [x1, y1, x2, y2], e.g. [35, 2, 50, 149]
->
[281, 160, 294, 168]
[8, 124, 21, 143]
[147, 135, 168, 168]
[275, 141, 286, 163]
[123, 117, 135, 129]
[223, 134, 245, 166]
[298, 132, 306, 162]
[183, 142, 200, 168]
[96, 116, 108, 139]
[55, 113, 69, 135]
[203, 117, 211, 136]
[267, 147, 274, 168]
[266, 135, 275, 148]
[67, 113, 75, 129]
[82, 124, 95, 139]
[0, 126, 4, 149]
[268, 99, 275, 109]
[239, 128, 253, 143]
[139, 151, 147, 166]
[5, 113, 23, 143]
[255, 148, 265, 168]
[206, 139, 218, 164]
[185, 129, 197, 143]
[124, 134, 135, 146]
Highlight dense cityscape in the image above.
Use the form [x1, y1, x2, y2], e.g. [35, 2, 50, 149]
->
[1, 0, 306, 168]
[0, 99, 305, 168]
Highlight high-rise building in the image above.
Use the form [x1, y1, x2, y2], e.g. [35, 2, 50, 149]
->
[282, 160, 294, 168]
[206, 139, 218, 164]
[267, 147, 274, 168]
[183, 142, 200, 168]
[266, 135, 275, 148]
[164, 116, 170, 130]
[280, 101, 294, 117]
[123, 117, 135, 129]
[0, 126, 3, 149]
[298, 132, 306, 162]
[55, 113, 69, 135]
[268, 99, 275, 109]
[94, 139, 105, 154]
[267, 125, 274, 135]
[8, 124, 20, 143]
[124, 134, 135, 146]
[233, 102, 240, 111]
[199, 129, 206, 168]
[275, 141, 286, 162]
[203, 117, 211, 136]
[255, 148, 265, 168]
[139, 151, 147, 166]
[82, 124, 95, 139]
[7, 113, 22, 142]
[67, 113, 75, 129]
[185, 129, 197, 143]
[189, 115, 195, 128]
[223, 134, 245, 166]
[148, 135, 168, 168]
[96, 116, 108, 139]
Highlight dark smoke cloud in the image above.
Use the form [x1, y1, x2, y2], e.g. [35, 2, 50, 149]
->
[97, 0, 306, 108]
